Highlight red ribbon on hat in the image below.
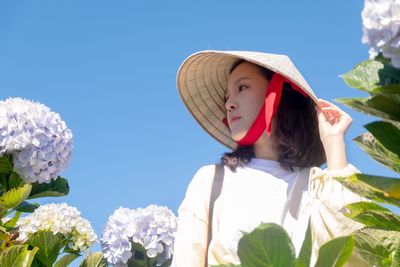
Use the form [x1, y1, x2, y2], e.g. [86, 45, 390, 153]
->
[223, 73, 307, 147]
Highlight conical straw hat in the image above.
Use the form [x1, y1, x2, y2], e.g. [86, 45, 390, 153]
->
[177, 50, 318, 150]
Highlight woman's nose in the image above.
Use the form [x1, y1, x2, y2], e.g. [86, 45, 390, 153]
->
[225, 98, 237, 112]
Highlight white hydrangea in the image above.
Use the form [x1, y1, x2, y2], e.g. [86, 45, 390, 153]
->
[0, 97, 73, 183]
[101, 205, 177, 266]
[361, 0, 400, 68]
[17, 203, 97, 252]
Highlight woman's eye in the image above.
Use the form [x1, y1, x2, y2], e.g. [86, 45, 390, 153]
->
[238, 85, 248, 92]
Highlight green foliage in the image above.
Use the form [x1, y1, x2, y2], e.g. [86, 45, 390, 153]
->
[54, 253, 80, 267]
[352, 228, 400, 266]
[122, 241, 173, 267]
[9, 172, 25, 190]
[0, 184, 32, 210]
[335, 173, 400, 206]
[296, 220, 312, 267]
[365, 121, 400, 157]
[14, 202, 40, 213]
[212, 222, 353, 267]
[337, 95, 400, 124]
[342, 202, 400, 230]
[28, 177, 69, 199]
[334, 54, 400, 267]
[237, 223, 296, 267]
[340, 58, 400, 93]
[29, 230, 66, 267]
[79, 252, 108, 267]
[353, 132, 400, 173]
[0, 155, 13, 175]
[314, 236, 354, 267]
[0, 245, 38, 267]
[3, 211, 22, 229]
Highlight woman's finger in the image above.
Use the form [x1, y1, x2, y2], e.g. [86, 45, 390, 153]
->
[319, 104, 350, 117]
[316, 106, 329, 123]
[317, 99, 342, 110]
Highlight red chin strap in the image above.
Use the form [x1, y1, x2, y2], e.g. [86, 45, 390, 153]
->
[223, 73, 307, 147]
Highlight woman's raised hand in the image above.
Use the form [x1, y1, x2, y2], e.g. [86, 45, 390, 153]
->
[315, 99, 352, 142]
[315, 99, 352, 170]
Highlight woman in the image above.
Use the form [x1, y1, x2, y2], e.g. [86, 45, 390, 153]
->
[172, 50, 369, 266]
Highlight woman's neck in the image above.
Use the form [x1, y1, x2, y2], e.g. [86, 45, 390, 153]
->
[253, 133, 279, 161]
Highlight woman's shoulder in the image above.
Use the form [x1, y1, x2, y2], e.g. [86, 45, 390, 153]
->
[187, 164, 218, 189]
[195, 164, 217, 174]
[178, 164, 219, 217]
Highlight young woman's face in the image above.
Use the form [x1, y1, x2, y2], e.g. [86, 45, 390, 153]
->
[225, 62, 269, 141]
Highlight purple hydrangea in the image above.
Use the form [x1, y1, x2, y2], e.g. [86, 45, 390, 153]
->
[101, 205, 177, 266]
[0, 97, 73, 183]
[362, 0, 400, 68]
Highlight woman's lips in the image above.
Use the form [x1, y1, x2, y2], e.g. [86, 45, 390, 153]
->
[230, 116, 241, 123]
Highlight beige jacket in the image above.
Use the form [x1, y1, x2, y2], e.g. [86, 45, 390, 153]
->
[171, 159, 370, 267]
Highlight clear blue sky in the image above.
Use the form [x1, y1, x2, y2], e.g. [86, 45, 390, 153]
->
[0, 0, 397, 263]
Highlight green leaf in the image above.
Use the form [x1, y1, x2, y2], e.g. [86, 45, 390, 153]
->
[0, 245, 38, 267]
[14, 201, 40, 213]
[0, 155, 13, 175]
[0, 184, 32, 210]
[341, 59, 400, 92]
[29, 230, 66, 267]
[365, 121, 400, 157]
[295, 219, 312, 267]
[237, 223, 296, 267]
[371, 84, 400, 95]
[392, 246, 400, 267]
[335, 173, 400, 206]
[336, 95, 400, 123]
[28, 177, 69, 199]
[375, 52, 393, 65]
[3, 211, 22, 229]
[0, 228, 10, 242]
[0, 245, 25, 266]
[54, 253, 80, 267]
[342, 201, 400, 231]
[79, 252, 108, 267]
[314, 236, 354, 267]
[21, 246, 39, 267]
[352, 227, 400, 266]
[125, 241, 150, 266]
[147, 253, 160, 266]
[354, 132, 400, 173]
[0, 175, 6, 194]
[370, 84, 400, 103]
[131, 241, 147, 255]
[8, 172, 24, 190]
[126, 257, 147, 267]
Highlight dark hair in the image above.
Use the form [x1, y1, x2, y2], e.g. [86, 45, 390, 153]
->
[221, 59, 326, 172]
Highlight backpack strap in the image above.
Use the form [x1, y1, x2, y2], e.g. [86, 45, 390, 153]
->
[204, 163, 225, 267]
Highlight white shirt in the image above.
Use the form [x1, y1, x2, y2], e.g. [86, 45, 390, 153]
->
[171, 159, 370, 267]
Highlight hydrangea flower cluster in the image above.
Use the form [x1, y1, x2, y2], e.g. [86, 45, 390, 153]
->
[17, 203, 97, 252]
[0, 97, 73, 183]
[361, 0, 400, 68]
[101, 205, 177, 266]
